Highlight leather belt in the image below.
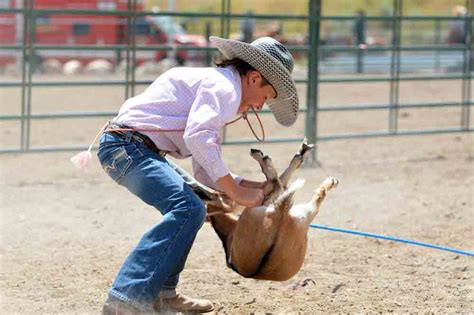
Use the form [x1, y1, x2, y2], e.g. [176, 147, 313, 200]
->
[105, 123, 167, 157]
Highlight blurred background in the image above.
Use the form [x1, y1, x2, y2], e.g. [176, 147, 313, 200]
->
[0, 0, 471, 73]
[0, 0, 472, 153]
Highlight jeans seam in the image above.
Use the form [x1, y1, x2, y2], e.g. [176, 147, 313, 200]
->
[109, 289, 150, 311]
[109, 290, 132, 304]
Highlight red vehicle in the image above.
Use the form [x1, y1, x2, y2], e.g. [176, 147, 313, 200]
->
[0, 0, 207, 68]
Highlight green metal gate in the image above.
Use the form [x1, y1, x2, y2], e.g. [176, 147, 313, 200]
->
[0, 0, 472, 155]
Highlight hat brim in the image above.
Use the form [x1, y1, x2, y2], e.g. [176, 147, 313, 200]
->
[210, 36, 299, 127]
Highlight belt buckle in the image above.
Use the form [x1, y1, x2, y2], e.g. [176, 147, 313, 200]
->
[159, 150, 167, 157]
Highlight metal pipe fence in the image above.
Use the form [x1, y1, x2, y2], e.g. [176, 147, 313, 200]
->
[0, 0, 472, 155]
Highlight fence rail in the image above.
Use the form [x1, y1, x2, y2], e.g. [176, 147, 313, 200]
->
[0, 0, 472, 155]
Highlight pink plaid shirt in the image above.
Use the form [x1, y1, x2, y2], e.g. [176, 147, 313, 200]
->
[114, 66, 242, 184]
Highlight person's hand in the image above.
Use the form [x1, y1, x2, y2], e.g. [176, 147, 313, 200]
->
[216, 174, 264, 207]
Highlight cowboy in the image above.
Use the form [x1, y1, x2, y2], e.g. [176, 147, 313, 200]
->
[100, 36, 299, 314]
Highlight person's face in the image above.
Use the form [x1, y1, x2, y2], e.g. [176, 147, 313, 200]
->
[238, 71, 277, 114]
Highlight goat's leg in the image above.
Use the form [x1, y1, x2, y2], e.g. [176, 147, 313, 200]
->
[208, 210, 238, 267]
[307, 177, 339, 222]
[250, 149, 279, 182]
[168, 159, 219, 201]
[250, 149, 283, 203]
[279, 139, 314, 187]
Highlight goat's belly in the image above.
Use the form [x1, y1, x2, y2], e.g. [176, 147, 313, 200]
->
[254, 217, 309, 281]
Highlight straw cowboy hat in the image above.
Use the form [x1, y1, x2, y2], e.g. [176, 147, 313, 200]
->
[210, 36, 299, 126]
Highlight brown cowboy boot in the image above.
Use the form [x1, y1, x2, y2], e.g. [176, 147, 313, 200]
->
[154, 293, 214, 313]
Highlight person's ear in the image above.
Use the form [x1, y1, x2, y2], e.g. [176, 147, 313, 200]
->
[248, 71, 261, 86]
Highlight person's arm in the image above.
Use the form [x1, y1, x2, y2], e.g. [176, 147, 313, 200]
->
[216, 174, 264, 208]
[184, 81, 238, 185]
[184, 78, 262, 206]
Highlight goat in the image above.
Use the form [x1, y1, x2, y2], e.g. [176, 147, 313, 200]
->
[196, 140, 339, 281]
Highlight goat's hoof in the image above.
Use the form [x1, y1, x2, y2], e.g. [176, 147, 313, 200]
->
[250, 148, 271, 162]
[323, 177, 339, 190]
[250, 148, 263, 159]
[297, 140, 315, 159]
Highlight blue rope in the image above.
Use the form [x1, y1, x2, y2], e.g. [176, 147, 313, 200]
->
[310, 224, 474, 257]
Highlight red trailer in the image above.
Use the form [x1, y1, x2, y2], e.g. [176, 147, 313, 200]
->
[0, 0, 206, 68]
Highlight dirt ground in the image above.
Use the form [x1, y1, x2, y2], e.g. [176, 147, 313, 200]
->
[1, 74, 473, 313]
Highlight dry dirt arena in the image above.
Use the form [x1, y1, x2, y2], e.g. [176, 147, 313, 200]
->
[1, 73, 473, 313]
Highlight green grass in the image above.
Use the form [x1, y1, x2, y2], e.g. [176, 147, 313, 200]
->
[144, 0, 469, 42]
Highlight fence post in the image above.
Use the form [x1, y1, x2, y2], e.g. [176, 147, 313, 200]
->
[461, 0, 472, 130]
[124, 0, 138, 99]
[356, 46, 364, 74]
[220, 0, 231, 38]
[305, 0, 321, 164]
[130, 0, 137, 97]
[20, 0, 34, 151]
[434, 18, 441, 72]
[124, 0, 132, 100]
[389, 0, 402, 134]
[20, 0, 27, 151]
[226, 0, 231, 38]
[355, 12, 366, 74]
[220, 0, 231, 143]
[205, 22, 212, 67]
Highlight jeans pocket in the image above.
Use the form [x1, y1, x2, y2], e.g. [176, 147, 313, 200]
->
[101, 146, 133, 183]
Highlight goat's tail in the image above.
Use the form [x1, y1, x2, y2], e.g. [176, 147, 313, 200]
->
[273, 178, 305, 212]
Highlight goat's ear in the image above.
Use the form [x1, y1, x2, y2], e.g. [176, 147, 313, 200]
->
[206, 203, 222, 214]
[206, 195, 234, 213]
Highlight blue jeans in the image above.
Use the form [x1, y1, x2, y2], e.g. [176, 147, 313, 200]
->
[97, 131, 207, 311]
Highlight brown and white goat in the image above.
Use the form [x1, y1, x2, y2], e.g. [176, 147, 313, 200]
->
[199, 140, 339, 281]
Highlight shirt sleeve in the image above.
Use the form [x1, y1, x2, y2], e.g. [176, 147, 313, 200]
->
[192, 158, 242, 190]
[192, 157, 217, 189]
[184, 81, 236, 183]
